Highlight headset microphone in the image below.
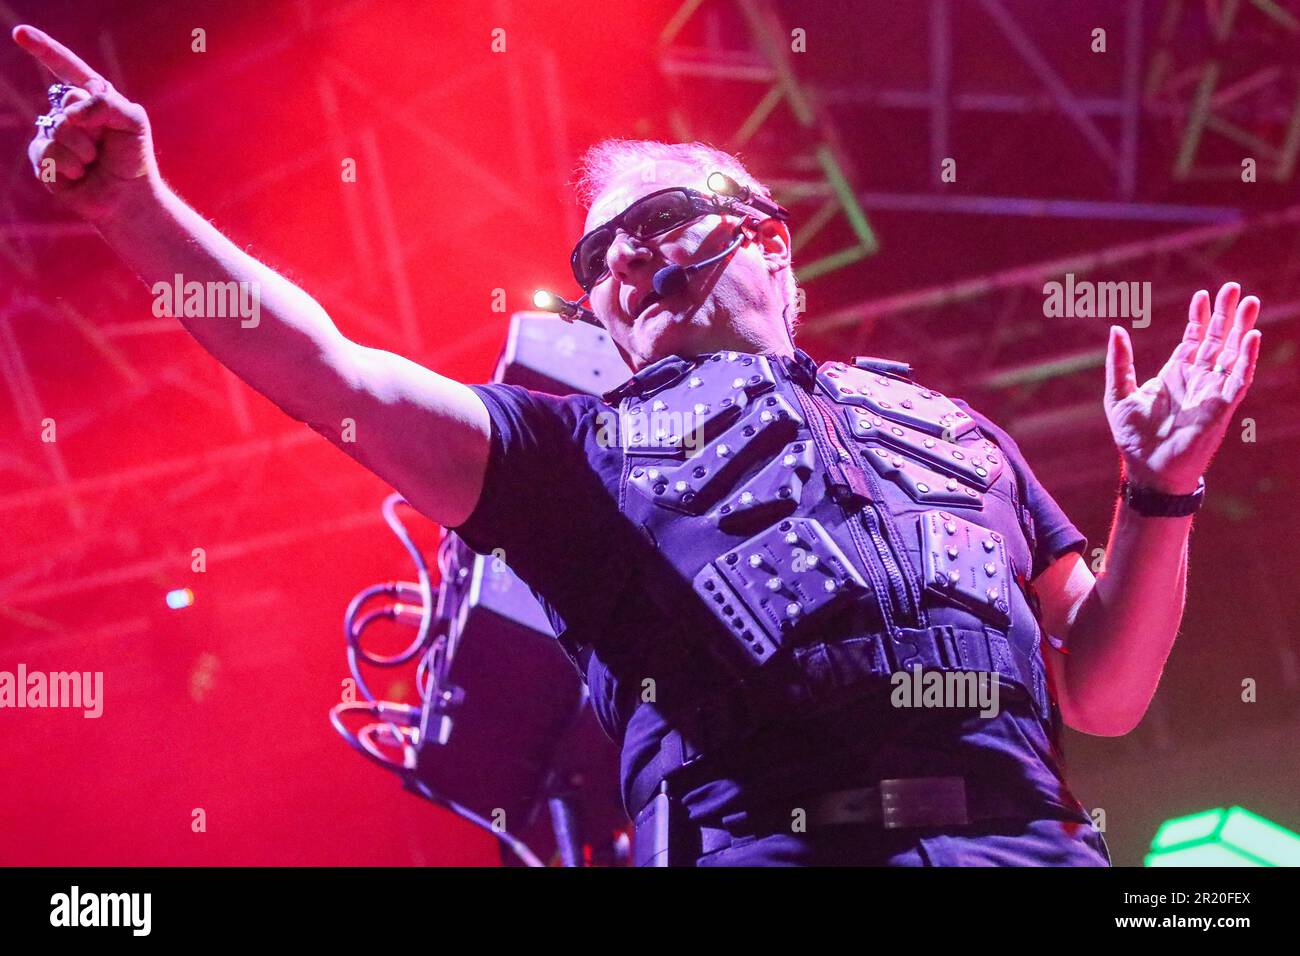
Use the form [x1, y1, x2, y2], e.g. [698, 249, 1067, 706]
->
[536, 212, 754, 326]
[651, 226, 748, 298]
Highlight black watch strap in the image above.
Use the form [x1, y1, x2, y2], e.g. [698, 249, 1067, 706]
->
[1120, 475, 1206, 517]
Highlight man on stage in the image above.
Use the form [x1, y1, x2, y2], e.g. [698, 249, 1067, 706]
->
[14, 24, 1262, 866]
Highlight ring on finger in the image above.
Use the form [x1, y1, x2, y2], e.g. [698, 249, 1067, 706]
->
[46, 82, 76, 110]
[34, 112, 59, 139]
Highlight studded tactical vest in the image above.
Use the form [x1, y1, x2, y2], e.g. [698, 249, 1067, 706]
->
[595, 346, 1061, 777]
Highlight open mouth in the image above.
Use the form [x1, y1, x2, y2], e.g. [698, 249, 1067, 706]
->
[631, 290, 664, 321]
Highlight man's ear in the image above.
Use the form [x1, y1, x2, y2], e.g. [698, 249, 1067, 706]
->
[754, 217, 792, 275]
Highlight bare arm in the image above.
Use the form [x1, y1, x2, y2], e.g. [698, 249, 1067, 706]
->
[15, 24, 490, 527]
[94, 181, 491, 525]
[1032, 512, 1189, 738]
[1034, 284, 1261, 736]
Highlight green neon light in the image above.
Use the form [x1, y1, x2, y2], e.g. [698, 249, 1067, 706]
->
[1147, 806, 1300, 867]
[817, 145, 879, 252]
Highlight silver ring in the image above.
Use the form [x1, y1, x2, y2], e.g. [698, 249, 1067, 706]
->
[34, 112, 59, 139]
[36, 83, 76, 140]
[46, 82, 75, 110]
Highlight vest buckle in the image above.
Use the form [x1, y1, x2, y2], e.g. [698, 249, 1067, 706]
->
[852, 355, 914, 378]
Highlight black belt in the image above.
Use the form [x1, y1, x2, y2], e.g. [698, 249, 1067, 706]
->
[625, 625, 1048, 823]
[693, 774, 1037, 856]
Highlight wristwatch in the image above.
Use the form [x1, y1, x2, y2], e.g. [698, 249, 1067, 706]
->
[1119, 475, 1206, 517]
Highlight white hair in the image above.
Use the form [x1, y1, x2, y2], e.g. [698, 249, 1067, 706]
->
[572, 139, 801, 336]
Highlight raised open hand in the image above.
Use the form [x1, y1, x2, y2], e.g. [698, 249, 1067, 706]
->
[1105, 283, 1262, 495]
[13, 24, 158, 222]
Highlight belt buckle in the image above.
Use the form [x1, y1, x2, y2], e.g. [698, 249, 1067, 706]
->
[879, 776, 970, 829]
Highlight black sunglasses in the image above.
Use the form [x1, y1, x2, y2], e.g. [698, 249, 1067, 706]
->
[570, 186, 763, 292]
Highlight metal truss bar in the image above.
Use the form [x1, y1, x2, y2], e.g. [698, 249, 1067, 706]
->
[1177, 62, 1222, 176]
[4, 508, 386, 606]
[803, 203, 1300, 333]
[736, 0, 815, 125]
[140, 0, 377, 114]
[47, 297, 144, 387]
[1204, 113, 1286, 156]
[306, 193, 517, 352]
[95, 27, 125, 89]
[1249, 0, 1300, 31]
[962, 292, 1297, 392]
[930, 0, 952, 189]
[1145, 0, 1184, 98]
[1210, 65, 1285, 109]
[977, 347, 1107, 389]
[0, 223, 98, 238]
[316, 73, 379, 290]
[1152, 0, 1300, 183]
[1178, 164, 1275, 177]
[1276, 92, 1300, 179]
[0, 56, 39, 121]
[819, 85, 1299, 124]
[1011, 399, 1108, 440]
[660, 0, 710, 46]
[0, 447, 45, 483]
[790, 196, 841, 250]
[326, 61, 539, 216]
[359, 126, 422, 353]
[0, 306, 85, 530]
[853, 191, 1241, 223]
[817, 145, 878, 250]
[659, 46, 774, 82]
[539, 47, 581, 242]
[205, 141, 337, 215]
[1036, 411, 1300, 491]
[978, 0, 1118, 173]
[1212, 0, 1242, 43]
[496, 0, 540, 185]
[734, 84, 784, 148]
[220, 364, 254, 436]
[824, 86, 1134, 113]
[796, 244, 871, 283]
[0, 471, 157, 598]
[0, 1, 583, 616]
[1120, 0, 1145, 199]
[772, 167, 1240, 219]
[0, 429, 316, 514]
[661, 0, 879, 283]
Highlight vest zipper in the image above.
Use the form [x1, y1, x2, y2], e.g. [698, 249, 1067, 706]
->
[816, 393, 918, 624]
[791, 381, 914, 628]
[860, 488, 917, 624]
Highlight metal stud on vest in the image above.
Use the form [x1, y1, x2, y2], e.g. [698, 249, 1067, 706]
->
[608, 348, 1055, 738]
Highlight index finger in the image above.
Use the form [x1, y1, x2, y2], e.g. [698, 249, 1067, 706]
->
[12, 25, 105, 89]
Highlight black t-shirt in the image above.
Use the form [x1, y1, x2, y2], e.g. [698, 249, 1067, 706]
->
[450, 376, 1091, 828]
